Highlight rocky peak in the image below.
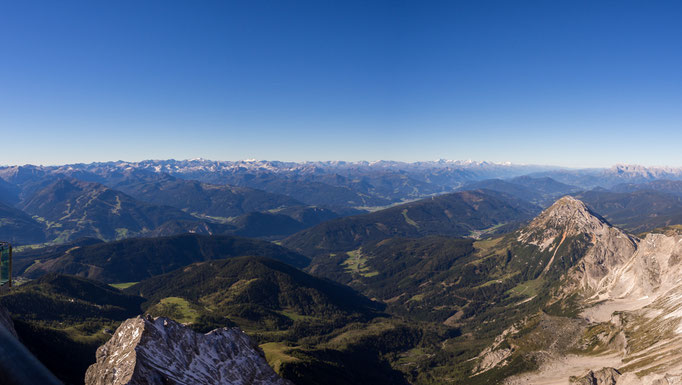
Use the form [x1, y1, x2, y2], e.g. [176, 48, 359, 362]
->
[518, 196, 638, 294]
[85, 315, 291, 385]
[521, 196, 611, 241]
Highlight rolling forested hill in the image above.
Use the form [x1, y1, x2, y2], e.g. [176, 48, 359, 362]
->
[18, 178, 198, 242]
[18, 233, 310, 282]
[283, 189, 539, 256]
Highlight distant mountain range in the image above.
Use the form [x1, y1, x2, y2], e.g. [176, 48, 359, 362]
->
[3, 159, 682, 247]
[0, 159, 552, 208]
[110, 172, 303, 218]
[457, 176, 581, 206]
[573, 189, 682, 233]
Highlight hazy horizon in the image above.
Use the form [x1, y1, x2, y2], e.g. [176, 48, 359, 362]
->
[2, 157, 681, 171]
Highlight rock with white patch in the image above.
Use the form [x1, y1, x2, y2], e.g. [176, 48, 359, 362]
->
[473, 324, 518, 374]
[85, 315, 291, 385]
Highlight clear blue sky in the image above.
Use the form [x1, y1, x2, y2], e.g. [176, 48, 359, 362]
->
[1, 1, 681, 167]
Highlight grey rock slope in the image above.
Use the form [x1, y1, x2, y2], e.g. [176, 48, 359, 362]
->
[85, 316, 291, 385]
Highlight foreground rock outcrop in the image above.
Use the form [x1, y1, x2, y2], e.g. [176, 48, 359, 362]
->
[85, 315, 291, 385]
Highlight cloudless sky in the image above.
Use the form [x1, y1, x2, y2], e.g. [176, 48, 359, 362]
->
[0, 0, 681, 167]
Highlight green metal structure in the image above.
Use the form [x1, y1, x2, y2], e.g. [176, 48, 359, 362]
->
[0, 242, 11, 288]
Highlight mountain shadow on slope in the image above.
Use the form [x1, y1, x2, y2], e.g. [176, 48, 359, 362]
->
[0, 176, 21, 205]
[19, 233, 309, 283]
[0, 200, 46, 245]
[13, 237, 104, 273]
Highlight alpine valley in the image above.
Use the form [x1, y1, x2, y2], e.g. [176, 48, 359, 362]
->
[5, 160, 682, 384]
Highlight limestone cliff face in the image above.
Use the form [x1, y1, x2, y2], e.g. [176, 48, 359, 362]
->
[85, 316, 291, 385]
[598, 232, 682, 300]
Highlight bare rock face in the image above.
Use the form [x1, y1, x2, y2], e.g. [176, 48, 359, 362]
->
[601, 232, 682, 300]
[0, 304, 17, 338]
[472, 324, 518, 374]
[85, 315, 291, 385]
[571, 367, 621, 385]
[518, 196, 638, 295]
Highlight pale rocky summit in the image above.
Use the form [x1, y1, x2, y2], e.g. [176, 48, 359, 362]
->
[494, 197, 682, 383]
[518, 196, 638, 295]
[85, 315, 292, 385]
[518, 196, 613, 245]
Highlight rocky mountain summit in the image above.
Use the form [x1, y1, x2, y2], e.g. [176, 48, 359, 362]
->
[518, 196, 614, 243]
[85, 315, 291, 385]
[515, 196, 638, 295]
[477, 197, 682, 384]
